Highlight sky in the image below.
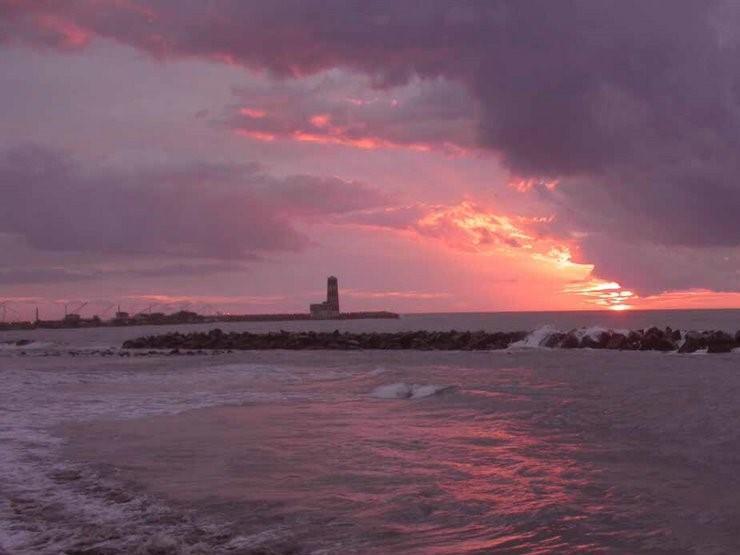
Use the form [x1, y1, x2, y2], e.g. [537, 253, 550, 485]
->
[0, 0, 739, 319]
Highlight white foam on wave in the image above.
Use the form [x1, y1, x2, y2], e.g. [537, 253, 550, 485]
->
[510, 325, 558, 348]
[575, 326, 612, 340]
[0, 340, 58, 351]
[370, 382, 454, 399]
[511, 325, 634, 349]
[0, 360, 306, 554]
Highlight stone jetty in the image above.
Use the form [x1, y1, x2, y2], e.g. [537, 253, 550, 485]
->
[121, 327, 740, 353]
[122, 329, 528, 351]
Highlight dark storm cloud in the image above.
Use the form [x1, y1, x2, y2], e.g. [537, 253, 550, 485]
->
[2, 0, 739, 249]
[576, 234, 740, 295]
[2, 0, 739, 293]
[0, 145, 387, 258]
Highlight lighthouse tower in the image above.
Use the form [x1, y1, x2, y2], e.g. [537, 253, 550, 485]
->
[310, 276, 341, 318]
[326, 276, 339, 313]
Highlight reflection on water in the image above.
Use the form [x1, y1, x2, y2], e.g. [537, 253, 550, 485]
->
[55, 351, 740, 554]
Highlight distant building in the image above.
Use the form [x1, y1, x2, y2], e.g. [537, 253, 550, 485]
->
[310, 276, 341, 319]
[62, 313, 81, 325]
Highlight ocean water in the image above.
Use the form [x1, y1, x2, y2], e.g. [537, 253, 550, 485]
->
[1, 310, 739, 554]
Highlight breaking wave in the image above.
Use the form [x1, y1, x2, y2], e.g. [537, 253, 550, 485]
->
[0, 340, 58, 351]
[370, 383, 455, 399]
[0, 362, 307, 554]
[510, 325, 739, 354]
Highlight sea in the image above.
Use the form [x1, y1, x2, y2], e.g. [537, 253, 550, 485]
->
[1, 309, 739, 554]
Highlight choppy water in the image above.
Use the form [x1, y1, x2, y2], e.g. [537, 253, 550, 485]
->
[1, 310, 739, 554]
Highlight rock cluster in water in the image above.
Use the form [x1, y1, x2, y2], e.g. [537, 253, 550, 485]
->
[545, 327, 739, 353]
[120, 327, 740, 353]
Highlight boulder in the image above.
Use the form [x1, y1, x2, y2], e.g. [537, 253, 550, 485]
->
[580, 335, 600, 349]
[581, 332, 609, 349]
[637, 327, 676, 351]
[707, 342, 733, 354]
[706, 331, 735, 353]
[561, 333, 580, 349]
[640, 334, 676, 351]
[605, 333, 627, 350]
[678, 331, 707, 353]
[543, 333, 565, 348]
[624, 331, 643, 350]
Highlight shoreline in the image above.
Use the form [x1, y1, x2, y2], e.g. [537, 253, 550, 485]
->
[0, 311, 399, 332]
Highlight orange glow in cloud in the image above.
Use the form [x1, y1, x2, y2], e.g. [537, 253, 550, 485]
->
[343, 289, 451, 300]
[244, 127, 459, 155]
[235, 129, 276, 142]
[34, 14, 90, 48]
[344, 97, 375, 106]
[564, 280, 634, 310]
[407, 202, 681, 311]
[234, 107, 466, 155]
[292, 131, 391, 150]
[239, 107, 267, 118]
[635, 289, 740, 310]
[414, 202, 570, 265]
[337, 200, 738, 311]
[406, 201, 630, 308]
[413, 204, 738, 310]
[564, 283, 740, 311]
[509, 177, 560, 192]
[309, 114, 331, 128]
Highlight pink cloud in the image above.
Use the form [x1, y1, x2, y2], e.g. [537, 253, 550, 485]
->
[342, 289, 451, 300]
[226, 72, 476, 155]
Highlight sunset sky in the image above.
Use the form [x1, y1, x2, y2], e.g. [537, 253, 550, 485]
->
[1, 0, 739, 319]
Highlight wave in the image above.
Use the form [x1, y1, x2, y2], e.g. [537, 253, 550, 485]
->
[511, 325, 621, 349]
[0, 360, 303, 554]
[370, 383, 455, 399]
[509, 325, 560, 348]
[0, 340, 58, 351]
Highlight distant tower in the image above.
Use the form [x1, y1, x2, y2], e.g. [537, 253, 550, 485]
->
[327, 276, 339, 312]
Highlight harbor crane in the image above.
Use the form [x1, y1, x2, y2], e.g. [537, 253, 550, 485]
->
[64, 301, 88, 317]
[134, 303, 159, 317]
[96, 303, 116, 319]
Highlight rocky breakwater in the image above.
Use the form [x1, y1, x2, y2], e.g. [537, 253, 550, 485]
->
[120, 327, 740, 354]
[543, 327, 740, 353]
[122, 329, 529, 351]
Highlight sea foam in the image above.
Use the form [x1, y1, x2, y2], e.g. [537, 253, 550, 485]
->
[370, 383, 453, 399]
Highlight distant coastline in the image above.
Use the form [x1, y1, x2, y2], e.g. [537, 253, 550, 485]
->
[0, 275, 400, 332]
[0, 310, 400, 332]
